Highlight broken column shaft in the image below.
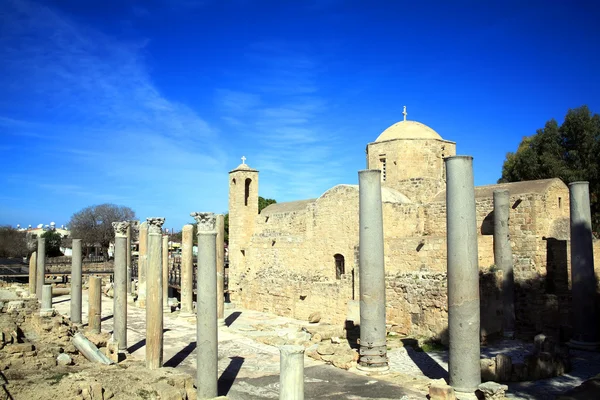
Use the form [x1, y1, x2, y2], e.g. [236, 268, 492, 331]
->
[493, 189, 515, 338]
[146, 217, 165, 369]
[445, 155, 481, 393]
[28, 251, 37, 296]
[216, 214, 225, 325]
[279, 345, 305, 400]
[36, 237, 46, 301]
[71, 239, 83, 324]
[40, 284, 53, 316]
[180, 224, 194, 315]
[192, 212, 218, 399]
[137, 221, 148, 308]
[568, 181, 600, 349]
[126, 223, 132, 294]
[113, 222, 129, 352]
[88, 276, 102, 334]
[357, 169, 388, 371]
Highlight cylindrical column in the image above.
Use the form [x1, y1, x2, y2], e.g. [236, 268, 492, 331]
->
[279, 345, 305, 400]
[493, 189, 515, 338]
[162, 235, 170, 312]
[113, 222, 129, 352]
[357, 170, 388, 371]
[36, 237, 46, 301]
[568, 181, 600, 349]
[28, 251, 37, 296]
[137, 221, 149, 308]
[445, 156, 481, 393]
[216, 214, 225, 325]
[146, 217, 165, 369]
[126, 224, 132, 294]
[40, 284, 53, 316]
[88, 276, 102, 334]
[71, 239, 83, 324]
[181, 224, 194, 315]
[191, 212, 218, 399]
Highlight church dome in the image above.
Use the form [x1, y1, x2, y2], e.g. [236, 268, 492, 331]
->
[375, 120, 442, 142]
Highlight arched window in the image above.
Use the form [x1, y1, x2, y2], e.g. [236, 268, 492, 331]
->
[334, 254, 345, 279]
[244, 178, 251, 206]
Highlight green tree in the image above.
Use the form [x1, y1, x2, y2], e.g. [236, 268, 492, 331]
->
[68, 204, 136, 257]
[41, 230, 64, 257]
[499, 106, 600, 234]
[258, 197, 277, 212]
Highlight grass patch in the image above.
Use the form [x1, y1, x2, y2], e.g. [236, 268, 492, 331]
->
[46, 372, 69, 386]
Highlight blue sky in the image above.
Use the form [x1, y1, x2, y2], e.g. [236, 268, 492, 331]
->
[1, 0, 599, 230]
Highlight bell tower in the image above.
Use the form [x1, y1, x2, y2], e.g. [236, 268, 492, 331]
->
[228, 157, 258, 300]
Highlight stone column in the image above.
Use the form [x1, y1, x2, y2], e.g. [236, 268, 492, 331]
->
[88, 276, 102, 334]
[146, 217, 165, 369]
[28, 251, 37, 296]
[113, 222, 129, 352]
[71, 239, 83, 324]
[162, 235, 170, 312]
[40, 284, 53, 317]
[137, 221, 148, 308]
[357, 170, 388, 371]
[445, 156, 481, 393]
[493, 189, 515, 338]
[180, 224, 194, 316]
[279, 345, 305, 400]
[36, 237, 46, 301]
[568, 181, 600, 350]
[216, 214, 225, 325]
[191, 212, 218, 399]
[126, 224, 132, 294]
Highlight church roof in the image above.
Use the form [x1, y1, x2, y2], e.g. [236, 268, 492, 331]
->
[375, 120, 443, 142]
[432, 178, 566, 202]
[261, 199, 316, 215]
[229, 163, 258, 173]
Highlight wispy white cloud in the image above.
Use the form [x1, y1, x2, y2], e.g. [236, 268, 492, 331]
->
[0, 0, 227, 224]
[217, 41, 349, 201]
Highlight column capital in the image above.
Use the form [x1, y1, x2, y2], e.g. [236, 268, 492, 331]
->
[190, 212, 216, 232]
[112, 221, 130, 237]
[146, 217, 166, 234]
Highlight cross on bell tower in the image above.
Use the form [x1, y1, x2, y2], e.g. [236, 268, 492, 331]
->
[403, 106, 407, 121]
[241, 156, 246, 165]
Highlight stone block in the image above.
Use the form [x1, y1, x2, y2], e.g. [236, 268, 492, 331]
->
[429, 382, 456, 400]
[4, 343, 33, 354]
[317, 343, 335, 355]
[495, 354, 512, 382]
[57, 353, 72, 366]
[308, 312, 321, 323]
[154, 381, 186, 400]
[477, 381, 508, 399]
[480, 358, 497, 382]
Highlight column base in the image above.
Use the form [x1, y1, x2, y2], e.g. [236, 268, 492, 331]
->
[356, 363, 390, 374]
[568, 340, 600, 351]
[218, 318, 226, 327]
[178, 312, 195, 320]
[40, 309, 54, 318]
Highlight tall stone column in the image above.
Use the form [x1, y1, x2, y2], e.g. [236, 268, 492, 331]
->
[162, 235, 170, 312]
[568, 181, 600, 350]
[88, 276, 102, 334]
[126, 224, 132, 294]
[493, 189, 515, 338]
[113, 222, 129, 352]
[146, 217, 165, 369]
[180, 224, 194, 316]
[191, 212, 218, 399]
[137, 221, 148, 308]
[279, 345, 305, 400]
[28, 251, 37, 296]
[357, 170, 388, 371]
[445, 156, 481, 393]
[36, 237, 46, 301]
[71, 239, 83, 324]
[216, 214, 225, 325]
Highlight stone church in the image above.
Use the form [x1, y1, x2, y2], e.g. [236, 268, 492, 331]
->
[228, 114, 585, 341]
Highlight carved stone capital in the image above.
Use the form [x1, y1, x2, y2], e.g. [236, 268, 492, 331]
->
[190, 212, 216, 232]
[112, 221, 130, 237]
[146, 217, 165, 234]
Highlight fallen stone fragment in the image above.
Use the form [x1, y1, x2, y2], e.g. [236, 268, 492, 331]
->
[477, 381, 508, 399]
[57, 353, 72, 366]
[429, 381, 455, 400]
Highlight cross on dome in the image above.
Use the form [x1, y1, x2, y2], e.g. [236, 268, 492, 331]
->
[403, 106, 407, 121]
[241, 156, 246, 165]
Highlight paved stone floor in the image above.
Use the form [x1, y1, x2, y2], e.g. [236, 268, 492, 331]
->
[52, 292, 600, 399]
